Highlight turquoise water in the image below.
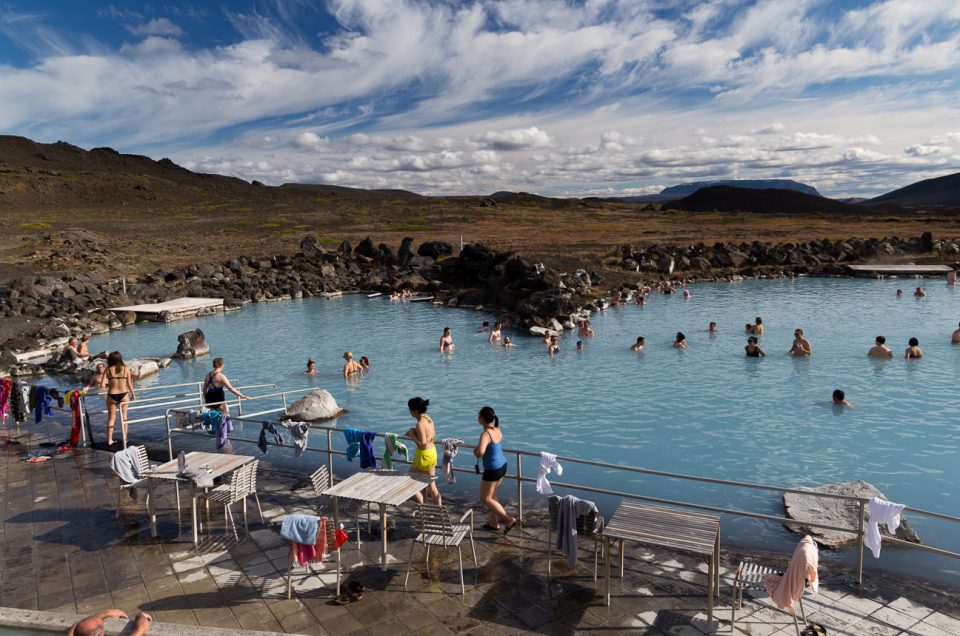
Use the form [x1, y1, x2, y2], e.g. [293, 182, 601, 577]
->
[72, 278, 960, 580]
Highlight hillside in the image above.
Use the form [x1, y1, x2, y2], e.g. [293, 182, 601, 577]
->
[620, 179, 821, 203]
[671, 186, 862, 214]
[871, 171, 960, 206]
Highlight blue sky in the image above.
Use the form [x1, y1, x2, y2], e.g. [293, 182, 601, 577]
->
[1, 0, 959, 197]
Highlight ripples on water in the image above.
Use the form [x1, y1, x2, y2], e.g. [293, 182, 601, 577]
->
[84, 277, 960, 579]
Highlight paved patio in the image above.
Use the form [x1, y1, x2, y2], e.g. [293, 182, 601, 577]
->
[2, 438, 959, 636]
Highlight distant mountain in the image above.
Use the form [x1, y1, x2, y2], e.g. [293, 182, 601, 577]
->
[870, 171, 960, 206]
[619, 179, 821, 203]
[672, 185, 862, 214]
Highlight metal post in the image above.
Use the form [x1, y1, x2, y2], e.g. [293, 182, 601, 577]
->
[237, 398, 243, 416]
[281, 393, 288, 410]
[516, 453, 523, 525]
[856, 500, 866, 584]
[165, 412, 174, 461]
[326, 429, 334, 484]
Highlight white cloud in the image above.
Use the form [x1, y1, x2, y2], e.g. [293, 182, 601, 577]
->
[120, 36, 183, 56]
[472, 127, 553, 151]
[905, 144, 951, 156]
[291, 131, 325, 149]
[129, 18, 183, 38]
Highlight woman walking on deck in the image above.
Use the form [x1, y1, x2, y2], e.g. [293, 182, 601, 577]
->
[103, 351, 136, 446]
[474, 406, 517, 534]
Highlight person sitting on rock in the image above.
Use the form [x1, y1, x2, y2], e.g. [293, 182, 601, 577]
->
[69, 609, 151, 636]
[77, 334, 91, 358]
[60, 337, 80, 364]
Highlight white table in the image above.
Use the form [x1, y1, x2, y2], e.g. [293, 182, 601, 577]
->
[322, 470, 433, 571]
[143, 451, 256, 546]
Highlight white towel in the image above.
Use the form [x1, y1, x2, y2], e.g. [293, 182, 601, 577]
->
[864, 497, 905, 558]
[441, 438, 464, 484]
[537, 451, 563, 494]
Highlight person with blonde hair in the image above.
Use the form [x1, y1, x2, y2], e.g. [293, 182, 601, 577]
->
[342, 351, 363, 378]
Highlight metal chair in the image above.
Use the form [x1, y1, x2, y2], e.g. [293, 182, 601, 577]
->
[309, 466, 366, 563]
[112, 445, 152, 519]
[732, 560, 810, 636]
[404, 504, 478, 594]
[196, 460, 259, 542]
[286, 516, 341, 599]
[546, 495, 604, 581]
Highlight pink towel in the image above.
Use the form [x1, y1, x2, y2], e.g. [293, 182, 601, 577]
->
[292, 517, 331, 565]
[762, 535, 818, 613]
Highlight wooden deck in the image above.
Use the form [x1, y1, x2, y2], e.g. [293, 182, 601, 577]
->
[847, 264, 953, 277]
[110, 297, 224, 322]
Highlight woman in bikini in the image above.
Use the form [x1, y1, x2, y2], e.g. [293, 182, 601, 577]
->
[203, 357, 249, 413]
[406, 397, 441, 505]
[439, 327, 455, 352]
[473, 406, 517, 534]
[342, 351, 363, 378]
[102, 351, 135, 446]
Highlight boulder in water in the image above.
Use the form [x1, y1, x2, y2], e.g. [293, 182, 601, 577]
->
[128, 358, 160, 380]
[174, 329, 209, 359]
[782, 480, 921, 549]
[285, 389, 344, 421]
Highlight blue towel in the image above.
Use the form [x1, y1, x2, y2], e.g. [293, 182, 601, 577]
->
[343, 428, 363, 462]
[217, 414, 233, 449]
[359, 431, 378, 470]
[280, 514, 319, 544]
[33, 385, 53, 423]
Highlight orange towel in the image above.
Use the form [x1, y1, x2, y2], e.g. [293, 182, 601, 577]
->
[293, 517, 331, 565]
[763, 535, 818, 613]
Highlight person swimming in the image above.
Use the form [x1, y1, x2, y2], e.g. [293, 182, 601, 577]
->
[630, 336, 645, 352]
[905, 337, 923, 359]
[359, 356, 370, 370]
[708, 322, 717, 333]
[305, 358, 319, 375]
[867, 336, 893, 358]
[440, 327, 455, 352]
[548, 335, 560, 355]
[682, 289, 691, 299]
[636, 295, 645, 306]
[480, 321, 490, 333]
[896, 289, 903, 297]
[745, 323, 754, 333]
[578, 320, 595, 337]
[952, 322, 960, 345]
[503, 335, 514, 349]
[673, 332, 687, 349]
[488, 322, 502, 342]
[914, 287, 926, 298]
[576, 340, 584, 351]
[745, 336, 765, 357]
[832, 389, 854, 408]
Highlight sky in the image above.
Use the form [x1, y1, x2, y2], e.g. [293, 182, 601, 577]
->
[1, 1, 959, 198]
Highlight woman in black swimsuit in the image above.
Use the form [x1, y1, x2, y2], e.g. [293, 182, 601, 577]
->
[203, 357, 249, 412]
[745, 336, 765, 357]
[102, 351, 136, 446]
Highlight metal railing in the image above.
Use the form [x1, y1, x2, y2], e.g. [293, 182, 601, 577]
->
[162, 412, 960, 585]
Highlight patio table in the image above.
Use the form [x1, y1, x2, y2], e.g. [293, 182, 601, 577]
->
[142, 451, 256, 546]
[322, 469, 433, 571]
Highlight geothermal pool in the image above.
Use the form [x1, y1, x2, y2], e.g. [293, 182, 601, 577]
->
[81, 277, 960, 580]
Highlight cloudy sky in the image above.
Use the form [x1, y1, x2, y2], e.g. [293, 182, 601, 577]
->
[1, 0, 959, 197]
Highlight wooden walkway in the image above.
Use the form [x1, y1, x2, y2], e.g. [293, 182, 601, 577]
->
[111, 297, 224, 321]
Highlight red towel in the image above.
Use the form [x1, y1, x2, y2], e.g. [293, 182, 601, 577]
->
[293, 517, 331, 565]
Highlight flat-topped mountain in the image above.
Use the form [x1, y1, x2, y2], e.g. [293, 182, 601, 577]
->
[672, 185, 862, 214]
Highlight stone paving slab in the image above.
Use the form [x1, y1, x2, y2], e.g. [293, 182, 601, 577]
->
[2, 438, 959, 635]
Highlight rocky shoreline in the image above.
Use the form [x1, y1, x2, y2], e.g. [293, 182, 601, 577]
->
[1, 232, 957, 378]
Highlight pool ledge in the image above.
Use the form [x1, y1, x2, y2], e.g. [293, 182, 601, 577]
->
[0, 608, 296, 636]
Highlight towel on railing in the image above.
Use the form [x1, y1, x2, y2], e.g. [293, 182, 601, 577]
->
[281, 513, 320, 545]
[32, 385, 54, 423]
[175, 410, 203, 429]
[282, 421, 310, 457]
[864, 497, 905, 558]
[383, 433, 409, 469]
[552, 494, 599, 568]
[763, 535, 818, 613]
[441, 438, 464, 484]
[343, 428, 378, 468]
[217, 414, 233, 449]
[258, 421, 283, 454]
[537, 451, 562, 494]
[0, 377, 12, 421]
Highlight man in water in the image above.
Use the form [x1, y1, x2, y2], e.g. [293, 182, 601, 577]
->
[914, 287, 926, 297]
[630, 336, 645, 351]
[867, 336, 894, 358]
[952, 322, 960, 344]
[576, 340, 584, 351]
[788, 328, 812, 356]
[832, 389, 854, 408]
[708, 322, 717, 333]
[70, 610, 151, 636]
[578, 320, 595, 337]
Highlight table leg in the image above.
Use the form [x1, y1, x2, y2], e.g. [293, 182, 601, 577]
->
[714, 532, 721, 599]
[707, 554, 714, 626]
[146, 478, 158, 538]
[379, 503, 388, 572]
[619, 538, 625, 578]
[605, 537, 612, 606]
[192, 486, 199, 547]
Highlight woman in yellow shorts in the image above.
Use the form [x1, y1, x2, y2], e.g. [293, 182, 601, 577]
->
[405, 396, 442, 505]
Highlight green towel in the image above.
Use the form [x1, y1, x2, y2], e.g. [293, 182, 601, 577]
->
[383, 432, 409, 469]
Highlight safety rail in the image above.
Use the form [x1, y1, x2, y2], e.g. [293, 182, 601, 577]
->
[163, 413, 960, 585]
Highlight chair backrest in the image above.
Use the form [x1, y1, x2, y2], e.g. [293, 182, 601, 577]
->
[416, 503, 454, 538]
[133, 445, 150, 476]
[229, 460, 258, 501]
[548, 496, 601, 536]
[310, 466, 331, 497]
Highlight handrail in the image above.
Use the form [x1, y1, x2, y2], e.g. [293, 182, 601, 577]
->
[133, 380, 236, 393]
[162, 411, 960, 586]
[104, 384, 278, 413]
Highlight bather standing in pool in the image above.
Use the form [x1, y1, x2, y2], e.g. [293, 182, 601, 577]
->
[867, 336, 893, 358]
[788, 329, 812, 356]
[905, 337, 924, 359]
[745, 336, 765, 357]
[753, 317, 764, 335]
[673, 332, 688, 349]
[405, 396, 441, 505]
[488, 322, 502, 343]
[342, 351, 363, 378]
[503, 336, 514, 349]
[951, 323, 960, 344]
[305, 359, 318, 375]
[439, 327, 455, 352]
[548, 335, 560, 355]
[578, 320, 595, 337]
[631, 336, 645, 351]
[914, 287, 926, 297]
